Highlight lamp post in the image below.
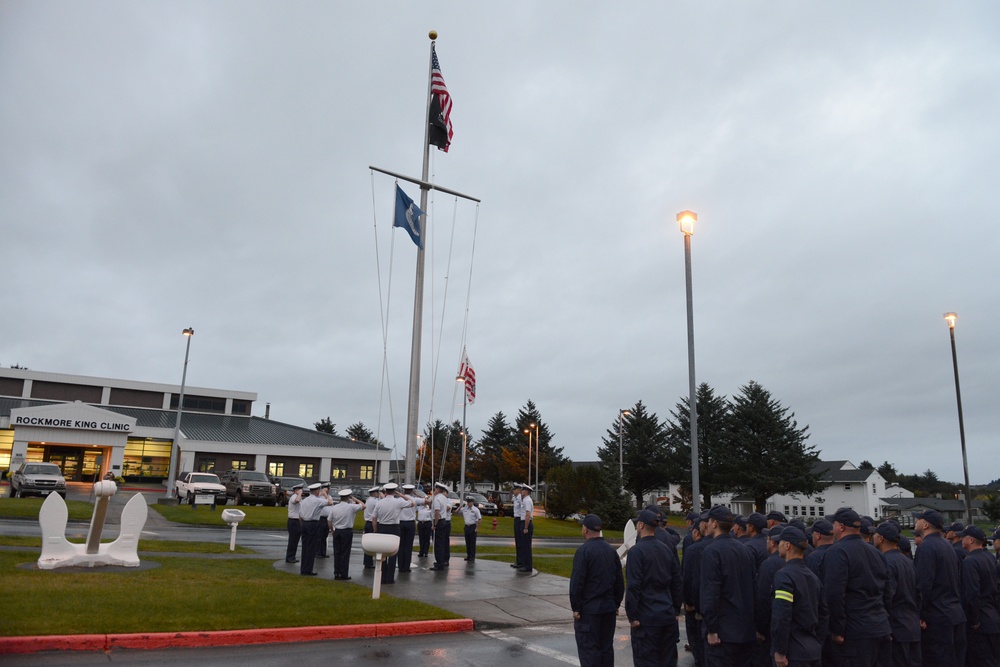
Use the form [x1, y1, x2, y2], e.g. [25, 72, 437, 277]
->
[524, 427, 533, 496]
[531, 422, 540, 501]
[678, 210, 701, 513]
[618, 409, 631, 494]
[944, 312, 973, 525]
[166, 327, 194, 498]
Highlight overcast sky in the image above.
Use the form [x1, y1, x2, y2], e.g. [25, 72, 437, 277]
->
[3, 2, 998, 485]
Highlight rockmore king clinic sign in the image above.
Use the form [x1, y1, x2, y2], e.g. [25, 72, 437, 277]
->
[12, 415, 133, 432]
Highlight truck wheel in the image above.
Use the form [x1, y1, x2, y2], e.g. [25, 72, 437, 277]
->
[236, 492, 244, 506]
[7, 485, 14, 498]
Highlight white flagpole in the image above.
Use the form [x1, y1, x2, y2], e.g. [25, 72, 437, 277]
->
[403, 31, 438, 485]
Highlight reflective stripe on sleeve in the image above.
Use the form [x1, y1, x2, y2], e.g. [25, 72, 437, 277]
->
[774, 589, 794, 603]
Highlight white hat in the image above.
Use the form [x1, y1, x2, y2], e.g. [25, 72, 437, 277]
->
[512, 483, 522, 489]
[522, 484, 533, 491]
[338, 488, 353, 497]
[434, 481, 449, 490]
[308, 482, 323, 491]
[383, 482, 398, 491]
[402, 484, 415, 491]
[368, 486, 381, 493]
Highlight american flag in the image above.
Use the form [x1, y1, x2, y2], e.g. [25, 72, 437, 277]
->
[429, 45, 453, 152]
[458, 349, 475, 404]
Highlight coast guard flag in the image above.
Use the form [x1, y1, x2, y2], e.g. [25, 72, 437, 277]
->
[393, 185, 425, 249]
[459, 349, 476, 404]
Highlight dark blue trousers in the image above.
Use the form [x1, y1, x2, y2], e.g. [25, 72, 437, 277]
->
[332, 528, 353, 578]
[300, 520, 321, 575]
[464, 524, 477, 560]
[574, 612, 616, 667]
[434, 518, 451, 567]
[363, 519, 374, 568]
[631, 621, 679, 667]
[285, 517, 301, 562]
[377, 523, 400, 583]
[397, 520, 415, 571]
[417, 520, 432, 556]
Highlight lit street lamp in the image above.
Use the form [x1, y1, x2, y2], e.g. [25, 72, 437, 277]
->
[944, 312, 973, 524]
[166, 327, 194, 498]
[523, 427, 533, 495]
[531, 422, 540, 501]
[677, 210, 700, 513]
[618, 408, 631, 493]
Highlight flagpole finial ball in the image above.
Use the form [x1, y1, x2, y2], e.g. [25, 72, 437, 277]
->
[429, 30, 438, 40]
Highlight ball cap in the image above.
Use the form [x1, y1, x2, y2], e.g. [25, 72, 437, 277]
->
[580, 514, 603, 531]
[779, 525, 808, 549]
[811, 519, 834, 536]
[912, 509, 944, 529]
[961, 525, 986, 542]
[767, 526, 785, 542]
[637, 509, 660, 526]
[748, 513, 767, 531]
[686, 511, 701, 523]
[766, 510, 786, 523]
[831, 507, 861, 528]
[707, 505, 735, 523]
[338, 488, 353, 497]
[875, 522, 900, 542]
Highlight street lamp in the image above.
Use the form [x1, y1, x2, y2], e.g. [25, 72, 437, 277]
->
[166, 327, 194, 498]
[944, 312, 973, 524]
[531, 422, 540, 501]
[618, 409, 631, 493]
[523, 427, 533, 495]
[677, 210, 700, 513]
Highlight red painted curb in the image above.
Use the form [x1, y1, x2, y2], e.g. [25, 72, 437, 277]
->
[0, 619, 475, 655]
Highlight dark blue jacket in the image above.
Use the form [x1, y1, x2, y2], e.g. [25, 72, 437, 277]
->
[700, 533, 756, 642]
[755, 552, 786, 636]
[770, 558, 828, 661]
[914, 532, 966, 636]
[745, 534, 768, 570]
[822, 534, 891, 639]
[961, 548, 1000, 634]
[625, 535, 682, 625]
[570, 536, 625, 616]
[883, 548, 922, 642]
[682, 534, 713, 610]
[805, 542, 831, 580]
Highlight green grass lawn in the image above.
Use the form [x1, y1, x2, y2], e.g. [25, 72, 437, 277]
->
[0, 497, 94, 521]
[0, 535, 255, 554]
[0, 550, 459, 637]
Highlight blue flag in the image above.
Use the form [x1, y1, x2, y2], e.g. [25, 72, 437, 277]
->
[393, 185, 425, 249]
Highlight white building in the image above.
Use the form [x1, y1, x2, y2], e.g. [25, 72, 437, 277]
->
[0, 368, 389, 486]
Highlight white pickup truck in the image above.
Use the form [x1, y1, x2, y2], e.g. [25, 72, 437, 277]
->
[175, 472, 227, 505]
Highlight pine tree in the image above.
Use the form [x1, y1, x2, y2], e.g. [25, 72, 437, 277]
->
[664, 383, 729, 510]
[716, 381, 822, 511]
[345, 422, 382, 447]
[314, 417, 337, 434]
[513, 400, 565, 488]
[596, 401, 670, 508]
[471, 411, 516, 486]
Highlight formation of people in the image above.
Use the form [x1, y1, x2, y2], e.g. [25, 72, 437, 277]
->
[571, 504, 1000, 667]
[283, 480, 537, 582]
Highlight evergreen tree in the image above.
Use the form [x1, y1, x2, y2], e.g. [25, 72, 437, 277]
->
[858, 460, 874, 470]
[470, 411, 516, 486]
[423, 419, 471, 489]
[345, 422, 382, 447]
[663, 383, 729, 510]
[513, 400, 565, 488]
[597, 401, 670, 508]
[314, 417, 337, 434]
[716, 381, 822, 511]
[877, 461, 898, 484]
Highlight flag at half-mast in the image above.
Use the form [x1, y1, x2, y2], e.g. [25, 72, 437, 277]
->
[393, 184, 425, 249]
[428, 45, 454, 152]
[459, 349, 476, 404]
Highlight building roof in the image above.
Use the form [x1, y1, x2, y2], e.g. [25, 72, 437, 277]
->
[882, 496, 984, 512]
[0, 397, 386, 452]
[812, 460, 877, 483]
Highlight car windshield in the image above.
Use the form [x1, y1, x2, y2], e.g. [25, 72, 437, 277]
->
[191, 474, 221, 484]
[469, 494, 489, 503]
[448, 492, 460, 499]
[240, 472, 269, 482]
[277, 477, 305, 486]
[25, 464, 61, 475]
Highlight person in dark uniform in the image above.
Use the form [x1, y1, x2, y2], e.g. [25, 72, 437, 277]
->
[769, 526, 827, 667]
[732, 515, 749, 543]
[912, 508, 966, 667]
[873, 521, 922, 667]
[754, 526, 787, 667]
[948, 521, 970, 563]
[822, 507, 891, 667]
[745, 512, 769, 570]
[570, 514, 625, 667]
[805, 519, 834, 579]
[766, 510, 786, 530]
[701, 504, 757, 666]
[683, 511, 711, 667]
[959, 525, 1000, 667]
[682, 510, 701, 558]
[626, 508, 682, 667]
[284, 482, 304, 563]
[991, 529, 1000, 572]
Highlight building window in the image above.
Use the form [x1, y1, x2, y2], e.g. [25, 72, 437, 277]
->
[872, 483, 877, 494]
[361, 465, 374, 481]
[268, 462, 284, 476]
[809, 506, 816, 516]
[331, 465, 347, 479]
[784, 505, 790, 515]
[196, 458, 216, 473]
[844, 484, 851, 491]
[122, 437, 172, 479]
[231, 460, 249, 470]
[299, 463, 315, 478]
[818, 506, 825, 517]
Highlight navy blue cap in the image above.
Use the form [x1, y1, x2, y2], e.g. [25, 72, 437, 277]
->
[946, 521, 965, 534]
[812, 519, 833, 536]
[912, 509, 944, 529]
[875, 522, 900, 542]
[699, 510, 710, 522]
[989, 529, 1000, 542]
[637, 509, 660, 526]
[831, 507, 861, 528]
[686, 511, 701, 523]
[708, 505, 735, 523]
[898, 535, 912, 555]
[860, 516, 875, 536]
[733, 515, 748, 529]
[961, 525, 986, 542]
[580, 514, 603, 531]
[747, 512, 767, 531]
[779, 526, 808, 549]
[767, 526, 785, 542]
[766, 510, 786, 523]
[788, 518, 806, 531]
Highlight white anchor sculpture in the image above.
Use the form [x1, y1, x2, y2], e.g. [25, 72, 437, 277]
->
[37, 480, 148, 570]
[617, 519, 637, 566]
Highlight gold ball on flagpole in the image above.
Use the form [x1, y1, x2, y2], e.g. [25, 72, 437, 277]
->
[429, 30, 438, 40]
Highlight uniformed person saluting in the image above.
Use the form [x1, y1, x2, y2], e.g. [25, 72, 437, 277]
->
[416, 491, 433, 558]
[362, 486, 381, 570]
[371, 482, 414, 585]
[299, 482, 334, 576]
[431, 481, 453, 570]
[330, 488, 363, 580]
[461, 496, 482, 561]
[396, 483, 425, 573]
[770, 525, 828, 667]
[285, 482, 304, 563]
